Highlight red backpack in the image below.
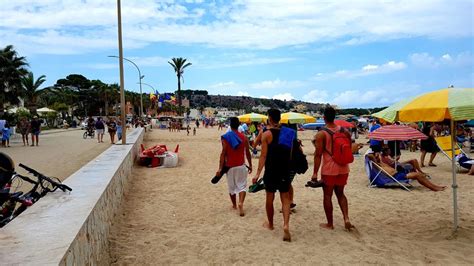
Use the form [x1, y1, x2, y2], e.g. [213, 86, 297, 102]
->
[322, 127, 354, 165]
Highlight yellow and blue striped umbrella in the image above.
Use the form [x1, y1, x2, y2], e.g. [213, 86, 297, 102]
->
[373, 88, 474, 122]
[280, 112, 316, 124]
[237, 113, 268, 123]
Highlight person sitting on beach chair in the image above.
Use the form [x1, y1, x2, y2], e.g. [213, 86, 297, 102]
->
[374, 153, 446, 191]
[455, 153, 474, 175]
[380, 147, 428, 175]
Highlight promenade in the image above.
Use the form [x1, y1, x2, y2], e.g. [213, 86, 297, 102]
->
[3, 129, 110, 182]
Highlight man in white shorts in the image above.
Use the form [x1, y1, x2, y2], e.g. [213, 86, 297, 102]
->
[216, 117, 252, 216]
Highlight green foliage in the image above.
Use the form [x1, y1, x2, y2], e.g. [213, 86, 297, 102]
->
[0, 45, 29, 110]
[168, 57, 192, 115]
[16, 107, 30, 119]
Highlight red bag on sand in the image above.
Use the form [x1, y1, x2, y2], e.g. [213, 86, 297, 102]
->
[322, 127, 354, 165]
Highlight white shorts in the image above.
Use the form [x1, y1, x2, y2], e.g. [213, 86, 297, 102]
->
[226, 165, 248, 195]
[96, 129, 104, 134]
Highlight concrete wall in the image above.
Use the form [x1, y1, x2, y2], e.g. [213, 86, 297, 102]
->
[0, 128, 145, 265]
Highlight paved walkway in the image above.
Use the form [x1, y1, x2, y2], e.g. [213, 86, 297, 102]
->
[2, 129, 111, 182]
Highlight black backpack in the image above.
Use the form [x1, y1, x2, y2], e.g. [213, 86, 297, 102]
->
[290, 140, 308, 174]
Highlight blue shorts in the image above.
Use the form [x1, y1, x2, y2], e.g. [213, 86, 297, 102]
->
[32, 130, 40, 136]
[394, 170, 408, 181]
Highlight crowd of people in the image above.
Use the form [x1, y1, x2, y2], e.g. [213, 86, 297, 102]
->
[216, 107, 356, 242]
[211, 107, 474, 242]
[0, 116, 42, 147]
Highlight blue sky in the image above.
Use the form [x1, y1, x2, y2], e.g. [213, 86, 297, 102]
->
[1, 0, 472, 108]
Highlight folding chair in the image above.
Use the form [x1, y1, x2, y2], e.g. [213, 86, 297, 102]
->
[435, 136, 467, 172]
[364, 154, 412, 191]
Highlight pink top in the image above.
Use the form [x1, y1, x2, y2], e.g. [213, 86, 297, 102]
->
[321, 126, 350, 176]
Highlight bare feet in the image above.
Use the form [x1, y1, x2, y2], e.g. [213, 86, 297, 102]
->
[232, 205, 237, 210]
[238, 204, 245, 217]
[344, 220, 355, 231]
[434, 186, 447, 192]
[263, 221, 274, 230]
[428, 163, 437, 167]
[283, 226, 291, 242]
[319, 223, 334, 230]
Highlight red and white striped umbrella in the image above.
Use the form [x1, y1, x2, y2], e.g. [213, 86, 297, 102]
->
[368, 124, 428, 141]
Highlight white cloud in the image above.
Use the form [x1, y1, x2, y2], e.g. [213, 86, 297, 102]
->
[237, 91, 250, 96]
[272, 93, 294, 101]
[259, 95, 270, 99]
[198, 57, 297, 69]
[315, 60, 406, 80]
[249, 78, 305, 90]
[303, 84, 422, 108]
[0, 0, 471, 54]
[410, 52, 473, 68]
[302, 90, 330, 104]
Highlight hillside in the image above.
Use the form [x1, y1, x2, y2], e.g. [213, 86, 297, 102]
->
[180, 90, 385, 115]
[181, 90, 327, 112]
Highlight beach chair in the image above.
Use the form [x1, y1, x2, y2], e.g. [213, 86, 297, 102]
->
[364, 154, 412, 191]
[435, 136, 467, 172]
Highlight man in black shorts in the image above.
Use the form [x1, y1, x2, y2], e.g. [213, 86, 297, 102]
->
[253, 109, 292, 242]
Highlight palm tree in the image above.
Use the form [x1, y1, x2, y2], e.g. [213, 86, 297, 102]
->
[0, 45, 29, 114]
[22, 72, 46, 113]
[168, 57, 192, 115]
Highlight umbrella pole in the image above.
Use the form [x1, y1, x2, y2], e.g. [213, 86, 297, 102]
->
[450, 119, 458, 232]
[394, 141, 397, 168]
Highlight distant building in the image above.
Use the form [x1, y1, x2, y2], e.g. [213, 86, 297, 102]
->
[294, 104, 307, 113]
[252, 104, 270, 113]
[188, 108, 200, 119]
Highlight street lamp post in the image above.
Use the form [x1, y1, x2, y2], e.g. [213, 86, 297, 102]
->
[115, 0, 126, 144]
[108, 55, 144, 118]
[140, 82, 155, 92]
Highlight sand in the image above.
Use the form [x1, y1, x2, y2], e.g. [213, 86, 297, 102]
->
[109, 127, 474, 265]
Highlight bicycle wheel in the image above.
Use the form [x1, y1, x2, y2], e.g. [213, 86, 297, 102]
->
[83, 131, 88, 139]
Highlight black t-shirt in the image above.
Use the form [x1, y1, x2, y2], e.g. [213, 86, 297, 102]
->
[30, 120, 40, 131]
[95, 121, 105, 129]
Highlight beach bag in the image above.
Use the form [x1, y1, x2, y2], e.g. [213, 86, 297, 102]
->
[322, 127, 354, 165]
[290, 140, 308, 174]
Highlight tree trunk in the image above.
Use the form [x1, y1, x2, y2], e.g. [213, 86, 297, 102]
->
[105, 93, 109, 116]
[177, 73, 182, 115]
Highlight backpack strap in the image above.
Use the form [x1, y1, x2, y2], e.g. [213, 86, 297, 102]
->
[320, 127, 334, 155]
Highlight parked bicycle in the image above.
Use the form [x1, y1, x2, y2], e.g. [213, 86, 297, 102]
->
[0, 153, 72, 228]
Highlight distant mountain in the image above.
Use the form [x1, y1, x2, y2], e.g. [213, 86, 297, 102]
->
[180, 90, 328, 113]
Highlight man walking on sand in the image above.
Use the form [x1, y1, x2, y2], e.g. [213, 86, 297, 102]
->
[216, 117, 252, 216]
[253, 109, 293, 242]
[310, 107, 354, 231]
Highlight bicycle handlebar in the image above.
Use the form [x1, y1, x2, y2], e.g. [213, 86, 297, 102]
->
[18, 164, 72, 192]
[13, 174, 38, 185]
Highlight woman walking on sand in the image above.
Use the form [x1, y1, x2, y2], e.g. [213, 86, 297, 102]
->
[17, 117, 30, 146]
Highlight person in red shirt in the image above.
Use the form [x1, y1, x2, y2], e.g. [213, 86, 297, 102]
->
[216, 117, 252, 216]
[311, 107, 353, 231]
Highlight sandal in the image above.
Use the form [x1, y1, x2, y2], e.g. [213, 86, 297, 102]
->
[305, 180, 324, 188]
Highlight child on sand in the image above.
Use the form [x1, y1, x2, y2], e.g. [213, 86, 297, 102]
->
[1, 123, 11, 147]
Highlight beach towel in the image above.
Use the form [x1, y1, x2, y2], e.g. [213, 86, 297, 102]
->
[221, 131, 242, 149]
[279, 127, 296, 149]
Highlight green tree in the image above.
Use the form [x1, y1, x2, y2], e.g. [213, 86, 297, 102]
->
[21, 72, 46, 114]
[168, 57, 192, 115]
[0, 45, 28, 114]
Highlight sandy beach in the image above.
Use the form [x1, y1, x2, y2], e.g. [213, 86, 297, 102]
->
[109, 127, 474, 264]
